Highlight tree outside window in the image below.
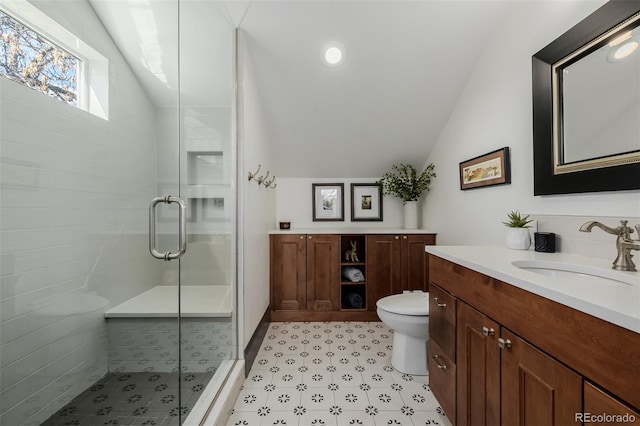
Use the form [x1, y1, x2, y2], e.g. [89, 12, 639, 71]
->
[0, 9, 79, 105]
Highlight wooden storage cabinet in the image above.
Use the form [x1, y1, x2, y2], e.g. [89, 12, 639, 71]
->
[366, 234, 436, 309]
[270, 234, 340, 313]
[270, 234, 307, 311]
[270, 232, 435, 321]
[428, 254, 640, 426]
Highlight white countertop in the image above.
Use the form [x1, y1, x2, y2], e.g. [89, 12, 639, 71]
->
[426, 245, 640, 333]
[270, 228, 438, 234]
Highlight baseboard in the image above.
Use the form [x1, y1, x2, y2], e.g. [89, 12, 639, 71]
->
[243, 306, 271, 376]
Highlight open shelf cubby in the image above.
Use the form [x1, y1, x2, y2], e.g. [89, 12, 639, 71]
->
[340, 235, 367, 310]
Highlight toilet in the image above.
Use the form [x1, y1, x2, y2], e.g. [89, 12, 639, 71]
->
[376, 291, 429, 375]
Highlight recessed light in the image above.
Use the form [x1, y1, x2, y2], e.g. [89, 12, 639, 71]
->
[322, 42, 345, 66]
[614, 41, 638, 59]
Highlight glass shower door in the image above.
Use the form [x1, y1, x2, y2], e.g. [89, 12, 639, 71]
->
[176, 2, 237, 423]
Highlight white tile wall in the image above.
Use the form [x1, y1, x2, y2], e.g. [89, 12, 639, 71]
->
[529, 214, 640, 261]
[0, 2, 160, 424]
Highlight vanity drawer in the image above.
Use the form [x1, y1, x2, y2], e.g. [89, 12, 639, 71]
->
[429, 283, 456, 360]
[429, 338, 456, 425]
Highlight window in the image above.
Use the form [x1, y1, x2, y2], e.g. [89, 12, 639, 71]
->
[0, 9, 79, 106]
[0, 0, 109, 119]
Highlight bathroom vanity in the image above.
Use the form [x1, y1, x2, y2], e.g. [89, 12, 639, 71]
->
[269, 230, 436, 321]
[426, 246, 639, 426]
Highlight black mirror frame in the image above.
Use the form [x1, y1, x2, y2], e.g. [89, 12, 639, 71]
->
[532, 1, 640, 196]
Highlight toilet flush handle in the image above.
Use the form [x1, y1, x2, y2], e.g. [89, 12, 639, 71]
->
[432, 297, 447, 308]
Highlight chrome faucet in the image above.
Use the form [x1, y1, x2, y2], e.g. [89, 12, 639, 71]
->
[579, 220, 640, 271]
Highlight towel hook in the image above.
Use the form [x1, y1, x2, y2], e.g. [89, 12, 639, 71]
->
[265, 175, 277, 189]
[248, 165, 262, 181]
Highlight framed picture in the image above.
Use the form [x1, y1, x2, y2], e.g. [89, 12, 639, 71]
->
[459, 147, 511, 190]
[312, 183, 344, 221]
[351, 183, 383, 221]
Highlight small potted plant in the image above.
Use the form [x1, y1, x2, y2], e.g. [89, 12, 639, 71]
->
[502, 210, 533, 250]
[378, 163, 436, 229]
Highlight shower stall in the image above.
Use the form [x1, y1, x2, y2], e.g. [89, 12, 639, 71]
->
[0, 0, 238, 424]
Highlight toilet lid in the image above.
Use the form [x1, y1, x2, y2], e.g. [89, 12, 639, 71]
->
[376, 292, 429, 316]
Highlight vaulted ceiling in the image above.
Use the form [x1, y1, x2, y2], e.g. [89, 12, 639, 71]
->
[89, 0, 511, 178]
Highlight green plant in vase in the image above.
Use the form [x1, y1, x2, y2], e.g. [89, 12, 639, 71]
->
[503, 210, 533, 250]
[378, 163, 436, 229]
[502, 211, 533, 228]
[378, 163, 436, 204]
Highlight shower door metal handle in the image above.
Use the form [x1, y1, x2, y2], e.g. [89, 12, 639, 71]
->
[149, 195, 187, 261]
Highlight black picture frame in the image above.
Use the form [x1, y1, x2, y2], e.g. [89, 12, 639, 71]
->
[459, 147, 511, 190]
[312, 183, 344, 221]
[350, 183, 383, 221]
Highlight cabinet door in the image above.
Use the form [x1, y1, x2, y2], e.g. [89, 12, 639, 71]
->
[501, 328, 582, 426]
[457, 302, 500, 426]
[400, 234, 436, 292]
[306, 234, 340, 311]
[584, 382, 640, 425]
[270, 234, 306, 310]
[366, 235, 401, 310]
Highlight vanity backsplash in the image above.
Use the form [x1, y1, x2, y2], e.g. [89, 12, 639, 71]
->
[529, 215, 640, 262]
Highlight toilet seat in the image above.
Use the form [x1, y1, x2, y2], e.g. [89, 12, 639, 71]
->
[376, 292, 429, 316]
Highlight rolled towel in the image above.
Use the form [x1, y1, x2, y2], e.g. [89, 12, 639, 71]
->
[342, 267, 364, 282]
[346, 292, 364, 309]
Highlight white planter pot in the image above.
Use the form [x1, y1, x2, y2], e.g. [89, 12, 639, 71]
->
[506, 228, 531, 250]
[404, 201, 418, 229]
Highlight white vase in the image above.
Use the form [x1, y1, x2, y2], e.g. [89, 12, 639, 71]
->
[506, 228, 531, 250]
[404, 201, 418, 229]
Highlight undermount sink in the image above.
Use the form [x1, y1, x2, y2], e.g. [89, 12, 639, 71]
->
[511, 260, 638, 286]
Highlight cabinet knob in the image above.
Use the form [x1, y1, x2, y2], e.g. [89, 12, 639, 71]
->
[300, 236, 304, 239]
[402, 235, 407, 239]
[498, 337, 512, 349]
[432, 354, 447, 370]
[308, 235, 313, 239]
[482, 326, 495, 336]
[395, 236, 400, 240]
[432, 297, 447, 308]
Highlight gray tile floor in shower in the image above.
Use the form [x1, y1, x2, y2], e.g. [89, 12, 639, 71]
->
[41, 371, 212, 426]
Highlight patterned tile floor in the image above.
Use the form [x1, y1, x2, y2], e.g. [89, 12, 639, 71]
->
[228, 321, 452, 426]
[41, 371, 213, 426]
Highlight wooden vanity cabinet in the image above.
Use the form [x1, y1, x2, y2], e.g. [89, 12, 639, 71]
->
[501, 329, 582, 425]
[428, 283, 457, 425]
[584, 382, 640, 425]
[456, 302, 500, 426]
[428, 254, 640, 426]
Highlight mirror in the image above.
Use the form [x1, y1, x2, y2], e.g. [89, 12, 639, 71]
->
[532, 1, 640, 195]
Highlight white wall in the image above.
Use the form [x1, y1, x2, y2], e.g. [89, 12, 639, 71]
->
[0, 1, 158, 424]
[239, 31, 277, 349]
[276, 177, 411, 230]
[423, 0, 640, 249]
